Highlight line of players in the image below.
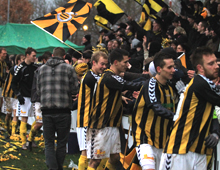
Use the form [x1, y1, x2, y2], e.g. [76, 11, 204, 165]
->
[76, 46, 220, 170]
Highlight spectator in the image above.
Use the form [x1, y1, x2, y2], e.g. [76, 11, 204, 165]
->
[37, 47, 78, 170]
[82, 34, 92, 52]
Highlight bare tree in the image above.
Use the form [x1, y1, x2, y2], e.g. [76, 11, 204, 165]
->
[0, 0, 33, 24]
[29, 0, 55, 20]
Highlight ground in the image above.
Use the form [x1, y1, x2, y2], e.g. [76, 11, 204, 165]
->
[0, 113, 80, 170]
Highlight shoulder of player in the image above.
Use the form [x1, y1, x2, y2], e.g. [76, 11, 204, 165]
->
[102, 70, 124, 83]
[33, 63, 41, 68]
[193, 75, 213, 88]
[14, 63, 25, 76]
[83, 71, 99, 83]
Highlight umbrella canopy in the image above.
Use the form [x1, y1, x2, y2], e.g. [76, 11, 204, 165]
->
[0, 23, 84, 56]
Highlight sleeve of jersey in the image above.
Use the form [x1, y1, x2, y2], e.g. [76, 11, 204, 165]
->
[104, 74, 124, 90]
[210, 118, 220, 137]
[194, 77, 220, 107]
[122, 80, 143, 91]
[143, 79, 174, 119]
[11, 66, 22, 96]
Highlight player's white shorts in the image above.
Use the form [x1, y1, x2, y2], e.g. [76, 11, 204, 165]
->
[33, 102, 42, 123]
[76, 127, 87, 151]
[1, 97, 7, 114]
[12, 98, 18, 110]
[86, 127, 121, 159]
[136, 144, 163, 170]
[159, 152, 206, 170]
[3, 97, 17, 114]
[16, 97, 34, 117]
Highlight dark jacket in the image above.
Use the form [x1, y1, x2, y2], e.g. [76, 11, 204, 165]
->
[11, 62, 38, 97]
[83, 41, 92, 52]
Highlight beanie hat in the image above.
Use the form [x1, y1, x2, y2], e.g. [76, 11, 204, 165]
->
[72, 51, 82, 59]
[75, 63, 88, 76]
[131, 38, 140, 49]
[84, 34, 91, 42]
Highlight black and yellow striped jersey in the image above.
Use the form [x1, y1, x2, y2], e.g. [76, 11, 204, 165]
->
[0, 60, 7, 88]
[132, 77, 175, 149]
[2, 66, 16, 98]
[164, 74, 220, 154]
[77, 70, 100, 127]
[89, 69, 142, 129]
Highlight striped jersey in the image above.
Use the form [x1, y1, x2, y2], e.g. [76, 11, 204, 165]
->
[132, 77, 175, 148]
[89, 69, 142, 129]
[77, 70, 100, 127]
[164, 75, 220, 154]
[0, 60, 7, 88]
[2, 66, 16, 98]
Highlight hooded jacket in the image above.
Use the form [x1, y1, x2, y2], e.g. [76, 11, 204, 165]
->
[37, 57, 78, 112]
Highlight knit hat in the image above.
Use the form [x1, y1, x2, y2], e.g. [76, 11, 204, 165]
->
[84, 34, 91, 42]
[72, 51, 82, 59]
[75, 63, 88, 76]
[131, 38, 140, 49]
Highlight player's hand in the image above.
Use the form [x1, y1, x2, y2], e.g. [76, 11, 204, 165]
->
[132, 91, 140, 99]
[17, 94, 25, 105]
[205, 133, 219, 148]
[187, 70, 195, 79]
[122, 96, 131, 104]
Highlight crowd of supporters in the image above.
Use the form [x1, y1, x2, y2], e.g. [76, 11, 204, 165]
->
[1, 0, 220, 169]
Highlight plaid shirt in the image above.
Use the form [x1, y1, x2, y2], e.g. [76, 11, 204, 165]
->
[37, 57, 78, 110]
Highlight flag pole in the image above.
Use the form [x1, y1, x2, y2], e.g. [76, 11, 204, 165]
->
[63, 42, 82, 55]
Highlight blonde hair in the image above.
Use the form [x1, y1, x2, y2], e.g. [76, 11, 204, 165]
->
[175, 26, 186, 35]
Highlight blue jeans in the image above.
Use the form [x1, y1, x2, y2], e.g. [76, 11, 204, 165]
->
[43, 113, 71, 170]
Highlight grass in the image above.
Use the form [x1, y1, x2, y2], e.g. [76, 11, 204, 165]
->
[0, 113, 80, 170]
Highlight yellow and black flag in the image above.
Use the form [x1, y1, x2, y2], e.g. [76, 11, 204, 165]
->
[94, 0, 125, 25]
[178, 52, 187, 68]
[133, 0, 152, 31]
[94, 15, 112, 32]
[31, 0, 92, 42]
[144, 0, 167, 17]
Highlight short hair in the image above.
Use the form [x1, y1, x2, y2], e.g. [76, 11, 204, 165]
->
[109, 48, 129, 64]
[91, 51, 108, 64]
[190, 46, 214, 73]
[65, 54, 72, 64]
[200, 21, 208, 30]
[25, 47, 36, 56]
[42, 51, 52, 61]
[175, 26, 186, 35]
[83, 50, 93, 59]
[154, 51, 174, 70]
[0, 47, 6, 54]
[53, 47, 65, 57]
[38, 56, 43, 62]
[15, 54, 25, 65]
[177, 43, 190, 53]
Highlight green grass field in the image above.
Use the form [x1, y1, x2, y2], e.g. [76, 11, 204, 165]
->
[0, 113, 80, 170]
